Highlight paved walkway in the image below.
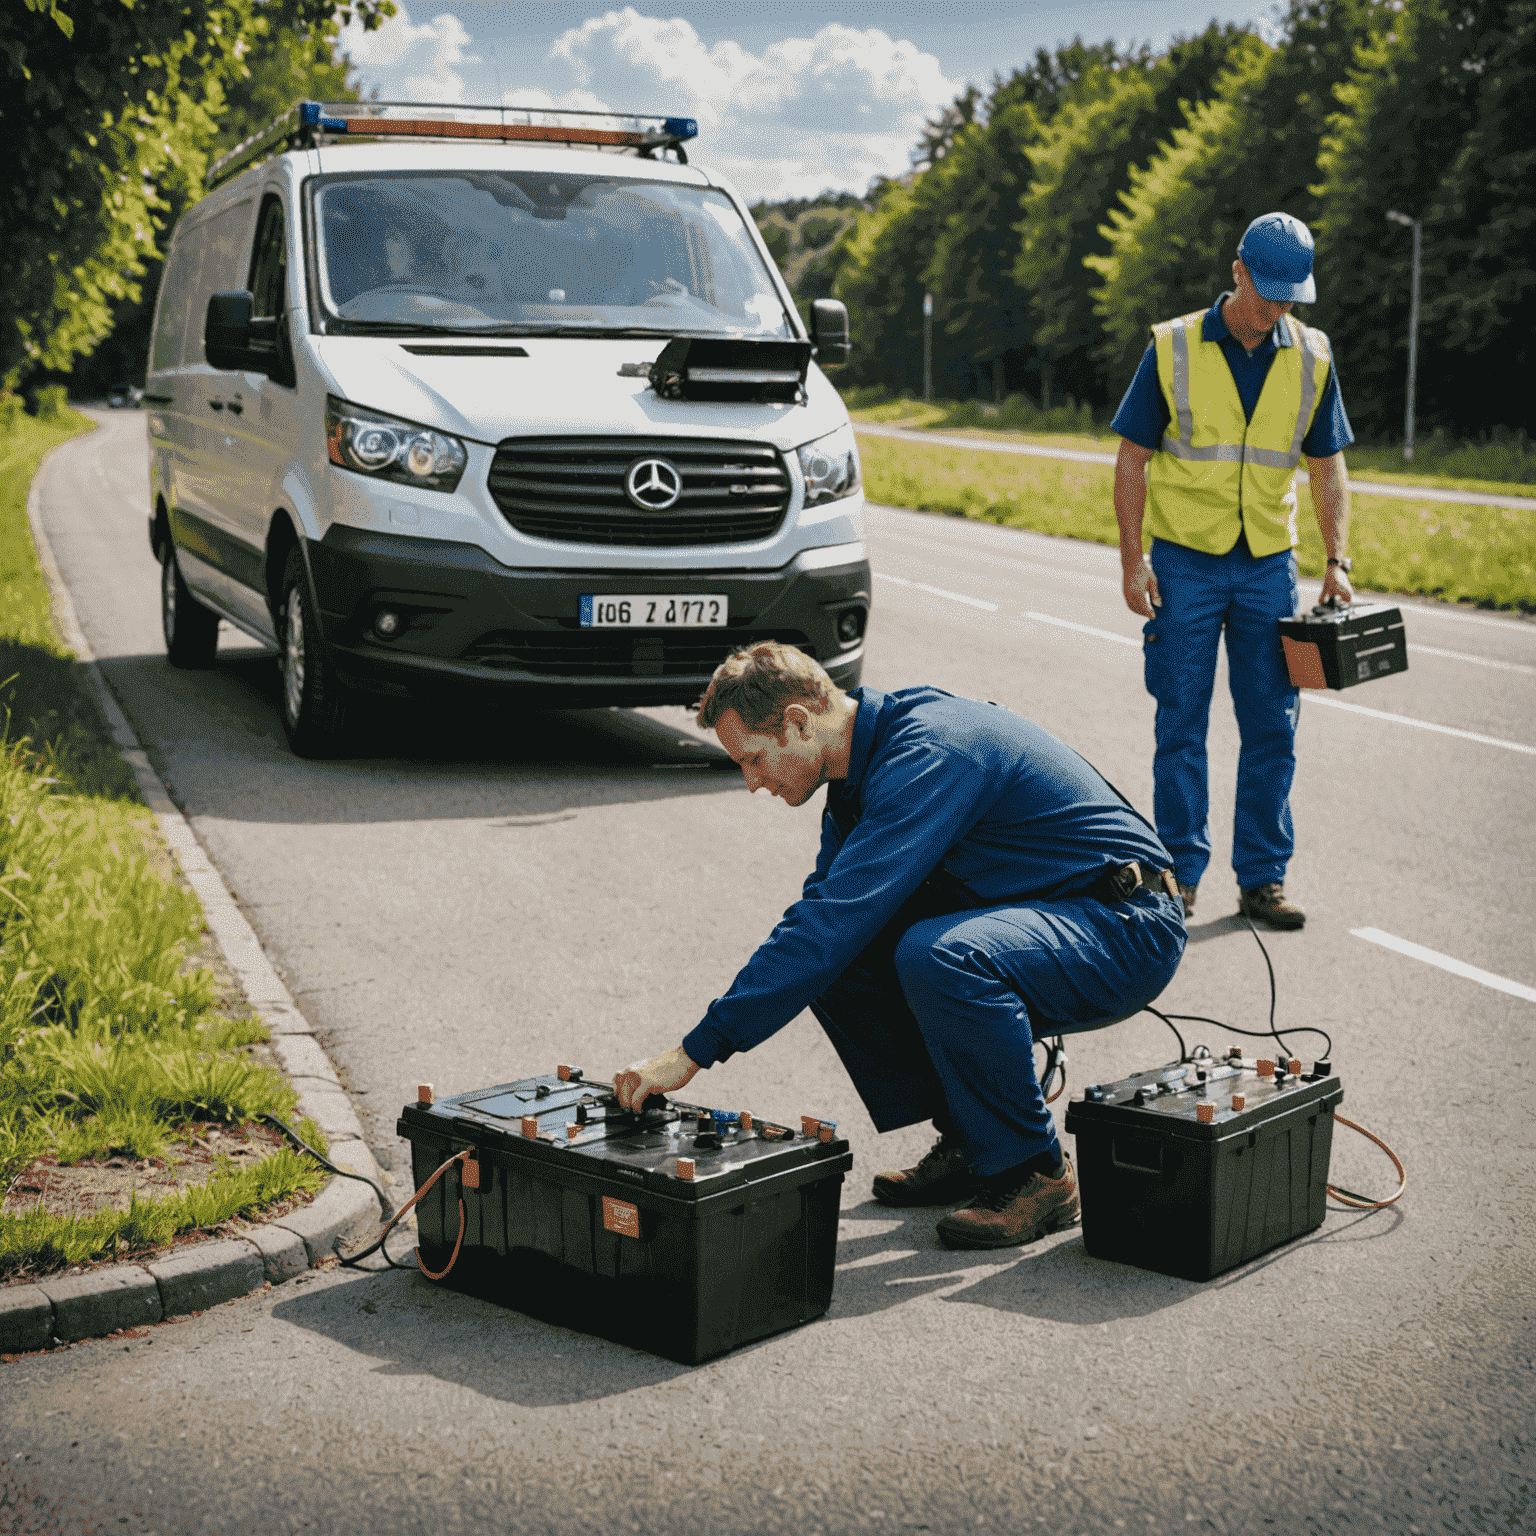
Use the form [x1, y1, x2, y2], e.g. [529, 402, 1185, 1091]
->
[852, 421, 1536, 511]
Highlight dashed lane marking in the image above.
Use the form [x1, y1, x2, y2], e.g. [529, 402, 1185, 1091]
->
[1304, 693, 1536, 755]
[1351, 928, 1536, 1004]
[873, 572, 998, 611]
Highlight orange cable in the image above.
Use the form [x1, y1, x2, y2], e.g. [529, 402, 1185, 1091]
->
[364, 1147, 475, 1278]
[1327, 1112, 1406, 1209]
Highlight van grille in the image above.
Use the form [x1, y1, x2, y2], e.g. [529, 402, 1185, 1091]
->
[461, 629, 814, 678]
[486, 437, 790, 547]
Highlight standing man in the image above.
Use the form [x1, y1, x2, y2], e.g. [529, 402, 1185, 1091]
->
[614, 642, 1186, 1250]
[1111, 211, 1355, 930]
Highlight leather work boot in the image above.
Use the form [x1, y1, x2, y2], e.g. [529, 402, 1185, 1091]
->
[1177, 880, 1198, 919]
[1238, 882, 1306, 930]
[936, 1155, 1081, 1250]
[872, 1133, 977, 1208]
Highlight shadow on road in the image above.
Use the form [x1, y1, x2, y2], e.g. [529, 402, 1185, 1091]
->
[96, 649, 745, 825]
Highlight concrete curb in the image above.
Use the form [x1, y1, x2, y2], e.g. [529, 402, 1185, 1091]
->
[4, 422, 398, 1356]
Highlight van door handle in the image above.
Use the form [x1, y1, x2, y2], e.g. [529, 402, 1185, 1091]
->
[208, 399, 225, 411]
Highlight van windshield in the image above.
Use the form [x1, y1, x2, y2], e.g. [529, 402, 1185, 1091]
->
[311, 170, 794, 338]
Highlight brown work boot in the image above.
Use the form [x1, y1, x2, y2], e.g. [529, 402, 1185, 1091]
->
[936, 1154, 1081, 1250]
[1238, 882, 1306, 930]
[872, 1133, 977, 1208]
[1177, 880, 1198, 919]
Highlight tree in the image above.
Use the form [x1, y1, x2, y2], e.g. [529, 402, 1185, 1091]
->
[1015, 23, 1260, 407]
[1311, 0, 1534, 438]
[1086, 0, 1386, 394]
[0, 0, 390, 386]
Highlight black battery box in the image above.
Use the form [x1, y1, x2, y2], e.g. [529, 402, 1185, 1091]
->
[1064, 1053, 1342, 1281]
[1279, 601, 1407, 690]
[396, 1069, 852, 1364]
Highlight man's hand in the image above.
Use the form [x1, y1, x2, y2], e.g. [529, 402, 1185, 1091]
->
[1123, 554, 1161, 619]
[1320, 562, 1355, 607]
[614, 1046, 700, 1113]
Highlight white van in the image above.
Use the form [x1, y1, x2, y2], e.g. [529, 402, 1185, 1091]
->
[144, 102, 868, 756]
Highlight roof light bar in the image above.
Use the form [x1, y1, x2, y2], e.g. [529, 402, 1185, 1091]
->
[207, 100, 699, 189]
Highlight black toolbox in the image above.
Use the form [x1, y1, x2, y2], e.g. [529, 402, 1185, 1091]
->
[397, 1069, 852, 1364]
[1279, 601, 1408, 690]
[1064, 1053, 1342, 1281]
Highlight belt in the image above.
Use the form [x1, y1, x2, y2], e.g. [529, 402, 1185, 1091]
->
[1089, 862, 1178, 904]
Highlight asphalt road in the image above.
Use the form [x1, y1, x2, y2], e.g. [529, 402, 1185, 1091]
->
[5, 411, 1534, 1536]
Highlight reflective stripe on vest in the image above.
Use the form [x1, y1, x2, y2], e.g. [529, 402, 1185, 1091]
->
[1145, 310, 1330, 558]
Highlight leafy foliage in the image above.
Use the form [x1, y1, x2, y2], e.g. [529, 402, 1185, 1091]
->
[0, 0, 390, 387]
[1311, 0, 1536, 439]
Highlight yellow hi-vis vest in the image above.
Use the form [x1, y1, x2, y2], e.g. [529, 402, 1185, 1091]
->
[1145, 309, 1332, 558]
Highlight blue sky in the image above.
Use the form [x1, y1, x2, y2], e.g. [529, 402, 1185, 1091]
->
[339, 2, 1285, 201]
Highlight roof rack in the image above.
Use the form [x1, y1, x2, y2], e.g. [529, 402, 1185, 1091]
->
[206, 100, 699, 190]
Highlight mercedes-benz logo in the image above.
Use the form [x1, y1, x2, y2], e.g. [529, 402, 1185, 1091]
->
[624, 457, 682, 511]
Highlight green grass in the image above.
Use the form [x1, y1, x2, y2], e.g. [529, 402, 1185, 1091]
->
[0, 404, 328, 1281]
[844, 388, 1536, 499]
[0, 407, 138, 799]
[854, 431, 1536, 612]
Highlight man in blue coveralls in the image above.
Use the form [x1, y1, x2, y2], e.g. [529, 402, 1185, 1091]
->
[1112, 211, 1355, 930]
[614, 642, 1186, 1250]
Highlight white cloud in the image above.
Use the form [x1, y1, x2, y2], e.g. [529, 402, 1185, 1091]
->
[340, 5, 956, 202]
[337, 4, 477, 104]
[537, 9, 958, 200]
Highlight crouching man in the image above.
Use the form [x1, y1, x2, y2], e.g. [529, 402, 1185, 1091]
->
[614, 642, 1186, 1249]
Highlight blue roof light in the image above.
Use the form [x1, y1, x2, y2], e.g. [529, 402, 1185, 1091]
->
[299, 101, 350, 132]
[664, 117, 698, 141]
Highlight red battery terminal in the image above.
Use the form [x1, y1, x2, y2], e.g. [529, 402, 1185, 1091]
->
[461, 1154, 482, 1190]
[676, 1157, 696, 1181]
[740, 1111, 754, 1134]
[521, 1115, 539, 1138]
[801, 1115, 821, 1139]
[558, 1064, 583, 1082]
[1257, 1058, 1276, 1078]
[565, 1122, 583, 1140]
[1287, 1058, 1302, 1077]
[818, 1121, 839, 1144]
[418, 1083, 434, 1104]
[1196, 1102, 1215, 1124]
[1232, 1093, 1247, 1111]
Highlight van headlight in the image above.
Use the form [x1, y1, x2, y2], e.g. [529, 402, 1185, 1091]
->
[796, 423, 861, 507]
[326, 396, 467, 493]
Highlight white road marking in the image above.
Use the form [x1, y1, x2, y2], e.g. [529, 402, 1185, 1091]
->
[1351, 928, 1536, 1004]
[874, 571, 998, 611]
[1022, 610, 1139, 647]
[1304, 693, 1536, 754]
[1405, 643, 1536, 675]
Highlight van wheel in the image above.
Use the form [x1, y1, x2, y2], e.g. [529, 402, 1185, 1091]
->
[161, 542, 219, 668]
[278, 548, 351, 758]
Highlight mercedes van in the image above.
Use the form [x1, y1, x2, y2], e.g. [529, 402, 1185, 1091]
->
[144, 102, 868, 756]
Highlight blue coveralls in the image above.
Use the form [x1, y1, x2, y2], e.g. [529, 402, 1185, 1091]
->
[682, 688, 1187, 1176]
[1111, 296, 1355, 890]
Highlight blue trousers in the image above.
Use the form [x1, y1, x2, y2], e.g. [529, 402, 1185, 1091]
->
[810, 887, 1186, 1176]
[1143, 537, 1300, 890]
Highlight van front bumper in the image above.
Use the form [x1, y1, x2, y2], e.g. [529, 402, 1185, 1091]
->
[305, 525, 870, 705]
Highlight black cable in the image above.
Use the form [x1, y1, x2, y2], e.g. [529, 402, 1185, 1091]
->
[1141, 1006, 1187, 1063]
[258, 1113, 415, 1270]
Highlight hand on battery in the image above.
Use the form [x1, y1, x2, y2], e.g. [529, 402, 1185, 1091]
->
[614, 1046, 700, 1113]
[1123, 555, 1161, 619]
[1320, 563, 1354, 606]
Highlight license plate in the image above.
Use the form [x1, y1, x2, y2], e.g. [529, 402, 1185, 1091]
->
[579, 594, 728, 627]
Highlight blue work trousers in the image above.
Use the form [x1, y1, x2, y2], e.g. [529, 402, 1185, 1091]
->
[810, 887, 1186, 1176]
[1143, 537, 1300, 890]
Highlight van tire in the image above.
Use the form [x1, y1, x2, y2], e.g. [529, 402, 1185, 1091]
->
[279, 547, 351, 758]
[161, 542, 220, 668]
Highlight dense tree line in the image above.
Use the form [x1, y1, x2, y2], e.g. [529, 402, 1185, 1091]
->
[1, 0, 390, 393]
[830, 0, 1533, 442]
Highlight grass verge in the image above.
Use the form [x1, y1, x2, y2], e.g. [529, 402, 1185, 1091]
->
[854, 431, 1536, 612]
[1, 406, 328, 1282]
[844, 389, 1536, 500]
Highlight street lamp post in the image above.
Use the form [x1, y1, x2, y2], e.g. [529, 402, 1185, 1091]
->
[922, 292, 933, 403]
[1385, 210, 1421, 461]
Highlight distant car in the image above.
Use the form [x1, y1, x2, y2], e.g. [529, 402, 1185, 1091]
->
[107, 384, 143, 408]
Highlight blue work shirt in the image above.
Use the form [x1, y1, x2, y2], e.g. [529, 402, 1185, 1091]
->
[1111, 294, 1354, 457]
[681, 686, 1173, 1069]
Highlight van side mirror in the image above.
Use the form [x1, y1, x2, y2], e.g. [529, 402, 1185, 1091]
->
[809, 299, 851, 368]
[205, 291, 255, 371]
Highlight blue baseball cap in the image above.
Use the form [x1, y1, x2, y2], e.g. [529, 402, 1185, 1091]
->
[1237, 212, 1316, 303]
